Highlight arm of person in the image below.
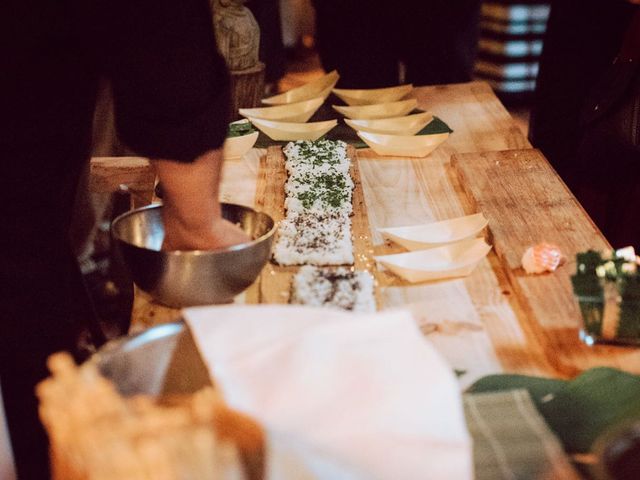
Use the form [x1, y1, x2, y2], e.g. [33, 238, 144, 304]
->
[78, 0, 247, 250]
[152, 149, 250, 251]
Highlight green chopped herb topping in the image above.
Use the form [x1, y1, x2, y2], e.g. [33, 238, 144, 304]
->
[293, 171, 351, 209]
[293, 140, 345, 166]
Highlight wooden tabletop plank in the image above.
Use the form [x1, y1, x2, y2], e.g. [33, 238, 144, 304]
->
[452, 149, 609, 328]
[254, 145, 381, 306]
[123, 81, 640, 379]
[451, 149, 640, 374]
[89, 156, 155, 206]
[356, 82, 554, 382]
[348, 147, 384, 309]
[357, 153, 554, 382]
[255, 147, 293, 304]
[411, 81, 531, 153]
[128, 151, 265, 330]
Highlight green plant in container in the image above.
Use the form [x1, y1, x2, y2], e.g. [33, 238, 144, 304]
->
[572, 249, 640, 346]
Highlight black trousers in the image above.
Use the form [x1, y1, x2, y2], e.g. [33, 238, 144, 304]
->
[0, 142, 102, 478]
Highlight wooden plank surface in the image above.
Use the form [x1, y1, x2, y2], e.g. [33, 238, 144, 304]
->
[255, 147, 293, 304]
[355, 82, 552, 384]
[254, 145, 381, 307]
[127, 82, 553, 383]
[411, 81, 531, 154]
[89, 156, 155, 206]
[129, 152, 264, 330]
[124, 81, 640, 382]
[348, 146, 382, 309]
[356, 154, 552, 384]
[451, 149, 640, 374]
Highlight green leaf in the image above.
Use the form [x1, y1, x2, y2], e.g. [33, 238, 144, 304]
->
[227, 121, 256, 137]
[416, 115, 454, 135]
[468, 368, 640, 453]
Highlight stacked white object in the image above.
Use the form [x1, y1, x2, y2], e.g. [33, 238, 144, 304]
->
[331, 84, 451, 158]
[262, 70, 339, 105]
[184, 305, 473, 480]
[273, 139, 376, 312]
[245, 71, 340, 142]
[332, 84, 414, 106]
[290, 265, 376, 313]
[274, 139, 353, 266]
[275, 211, 353, 266]
[375, 214, 492, 283]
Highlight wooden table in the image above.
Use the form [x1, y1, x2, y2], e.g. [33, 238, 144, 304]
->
[112, 81, 640, 387]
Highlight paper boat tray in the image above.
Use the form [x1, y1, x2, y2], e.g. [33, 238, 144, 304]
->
[332, 84, 413, 106]
[344, 112, 433, 135]
[377, 213, 488, 250]
[357, 131, 449, 158]
[375, 238, 492, 283]
[332, 99, 417, 120]
[239, 97, 324, 123]
[249, 118, 338, 141]
[262, 70, 339, 105]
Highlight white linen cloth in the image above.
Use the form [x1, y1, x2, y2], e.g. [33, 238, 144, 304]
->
[0, 382, 16, 480]
[183, 305, 472, 480]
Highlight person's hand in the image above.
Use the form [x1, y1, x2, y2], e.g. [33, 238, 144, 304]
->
[151, 148, 251, 252]
[161, 211, 250, 251]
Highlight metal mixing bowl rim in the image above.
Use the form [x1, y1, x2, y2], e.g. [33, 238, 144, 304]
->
[89, 322, 188, 389]
[111, 203, 277, 255]
[93, 322, 185, 361]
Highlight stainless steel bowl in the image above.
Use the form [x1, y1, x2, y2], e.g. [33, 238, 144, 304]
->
[94, 322, 208, 396]
[111, 203, 275, 307]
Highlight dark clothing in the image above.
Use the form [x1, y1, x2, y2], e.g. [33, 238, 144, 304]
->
[529, 0, 635, 188]
[2, 0, 230, 477]
[247, 0, 286, 84]
[313, 1, 399, 88]
[529, 0, 639, 248]
[312, 0, 481, 88]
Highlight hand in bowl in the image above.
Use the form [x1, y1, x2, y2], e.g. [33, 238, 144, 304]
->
[162, 214, 250, 252]
[153, 149, 251, 252]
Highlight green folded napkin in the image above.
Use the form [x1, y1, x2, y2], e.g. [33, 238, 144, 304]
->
[464, 389, 579, 479]
[468, 368, 640, 454]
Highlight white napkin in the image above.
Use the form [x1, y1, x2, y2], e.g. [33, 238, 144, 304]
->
[183, 305, 472, 480]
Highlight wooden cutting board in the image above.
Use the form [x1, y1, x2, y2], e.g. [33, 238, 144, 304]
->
[254, 145, 381, 307]
[451, 149, 640, 375]
[89, 156, 156, 207]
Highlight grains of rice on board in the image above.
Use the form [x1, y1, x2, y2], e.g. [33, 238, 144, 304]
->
[273, 212, 353, 266]
[291, 266, 376, 312]
[284, 170, 354, 198]
[284, 141, 349, 174]
[283, 140, 348, 161]
[274, 139, 356, 266]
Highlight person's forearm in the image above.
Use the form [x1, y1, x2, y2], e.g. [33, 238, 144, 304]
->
[152, 149, 249, 251]
[152, 148, 223, 230]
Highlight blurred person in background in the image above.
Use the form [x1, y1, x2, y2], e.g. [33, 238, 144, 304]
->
[247, 0, 287, 92]
[311, 0, 482, 88]
[529, 0, 640, 248]
[2, 0, 247, 477]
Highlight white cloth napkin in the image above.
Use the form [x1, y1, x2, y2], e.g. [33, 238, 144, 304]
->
[183, 305, 472, 480]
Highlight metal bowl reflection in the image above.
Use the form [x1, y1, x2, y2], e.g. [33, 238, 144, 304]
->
[111, 203, 275, 307]
[94, 322, 208, 397]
